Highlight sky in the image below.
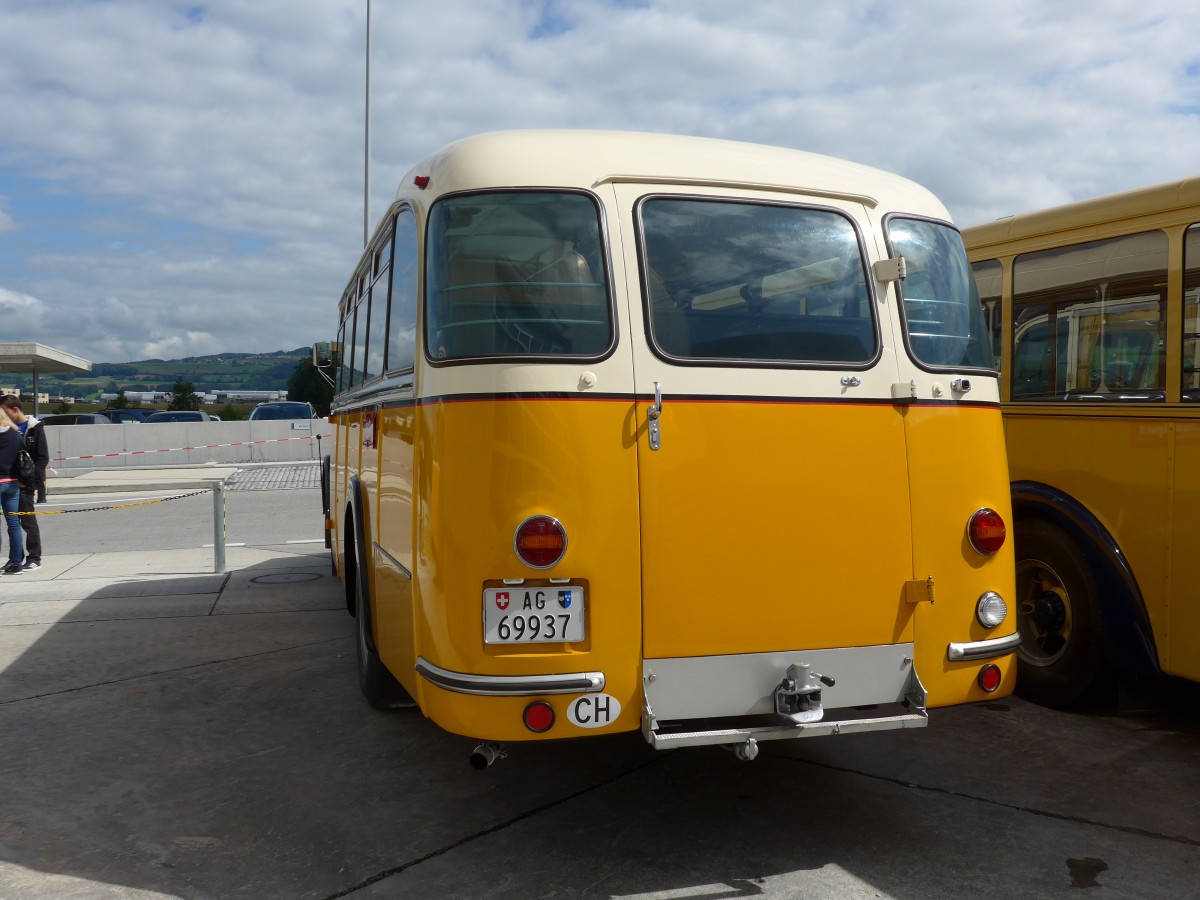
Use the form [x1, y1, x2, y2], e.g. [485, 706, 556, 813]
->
[1, 1, 1198, 364]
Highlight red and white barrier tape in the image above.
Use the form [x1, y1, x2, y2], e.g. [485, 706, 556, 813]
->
[52, 433, 334, 463]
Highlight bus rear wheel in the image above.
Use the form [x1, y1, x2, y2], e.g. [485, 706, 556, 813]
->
[1014, 518, 1112, 709]
[350, 517, 415, 710]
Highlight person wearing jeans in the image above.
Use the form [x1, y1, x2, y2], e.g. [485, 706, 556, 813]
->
[0, 407, 23, 574]
[0, 396, 46, 569]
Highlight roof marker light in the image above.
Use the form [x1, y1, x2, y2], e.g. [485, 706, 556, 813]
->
[414, 175, 430, 189]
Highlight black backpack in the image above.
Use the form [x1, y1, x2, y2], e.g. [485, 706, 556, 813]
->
[17, 447, 35, 485]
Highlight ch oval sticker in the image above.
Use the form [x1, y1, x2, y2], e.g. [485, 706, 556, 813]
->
[567, 693, 621, 729]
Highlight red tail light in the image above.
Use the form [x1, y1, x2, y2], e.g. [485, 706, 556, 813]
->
[978, 664, 1002, 693]
[968, 508, 1006, 554]
[523, 701, 556, 733]
[514, 515, 567, 569]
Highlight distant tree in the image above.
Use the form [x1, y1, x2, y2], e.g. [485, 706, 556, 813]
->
[218, 403, 241, 421]
[166, 378, 200, 411]
[110, 390, 129, 409]
[104, 380, 120, 394]
[287, 358, 333, 417]
[52, 401, 71, 415]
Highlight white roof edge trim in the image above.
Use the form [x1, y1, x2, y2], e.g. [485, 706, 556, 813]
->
[592, 174, 878, 208]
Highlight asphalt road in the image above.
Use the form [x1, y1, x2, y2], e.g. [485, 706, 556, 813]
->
[2, 478, 1197, 898]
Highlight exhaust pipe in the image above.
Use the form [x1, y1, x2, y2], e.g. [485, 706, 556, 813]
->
[469, 742, 506, 770]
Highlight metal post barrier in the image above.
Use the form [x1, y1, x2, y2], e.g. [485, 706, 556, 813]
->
[212, 480, 227, 573]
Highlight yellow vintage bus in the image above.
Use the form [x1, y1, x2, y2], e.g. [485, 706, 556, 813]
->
[964, 176, 1200, 708]
[317, 130, 1017, 766]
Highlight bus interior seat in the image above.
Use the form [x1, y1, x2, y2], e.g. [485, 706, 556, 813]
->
[436, 248, 607, 357]
[647, 268, 690, 356]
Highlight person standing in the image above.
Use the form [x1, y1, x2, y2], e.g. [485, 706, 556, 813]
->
[0, 406, 24, 574]
[0, 396, 45, 570]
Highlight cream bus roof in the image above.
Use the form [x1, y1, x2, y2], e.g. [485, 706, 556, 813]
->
[964, 175, 1200, 253]
[393, 130, 949, 218]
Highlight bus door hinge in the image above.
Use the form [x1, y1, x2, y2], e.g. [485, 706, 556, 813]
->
[891, 380, 917, 400]
[873, 256, 907, 284]
[905, 576, 935, 604]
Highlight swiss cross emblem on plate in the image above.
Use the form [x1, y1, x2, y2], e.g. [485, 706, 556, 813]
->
[495, 592, 510, 610]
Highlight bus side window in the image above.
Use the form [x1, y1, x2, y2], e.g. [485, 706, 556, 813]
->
[350, 297, 367, 387]
[1183, 225, 1200, 400]
[1013, 232, 1167, 400]
[336, 321, 348, 394]
[387, 208, 418, 372]
[971, 259, 1003, 370]
[425, 191, 612, 361]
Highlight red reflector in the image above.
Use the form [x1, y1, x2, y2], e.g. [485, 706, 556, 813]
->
[968, 508, 1006, 554]
[523, 701, 555, 733]
[413, 175, 430, 189]
[978, 664, 1002, 693]
[515, 516, 567, 569]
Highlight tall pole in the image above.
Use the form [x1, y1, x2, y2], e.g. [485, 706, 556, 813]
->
[363, 0, 371, 247]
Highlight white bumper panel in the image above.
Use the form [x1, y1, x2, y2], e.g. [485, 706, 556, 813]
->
[641, 643, 927, 751]
[643, 643, 917, 720]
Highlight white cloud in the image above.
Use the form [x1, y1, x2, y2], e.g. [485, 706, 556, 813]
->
[0, 287, 44, 317]
[0, 0, 1197, 362]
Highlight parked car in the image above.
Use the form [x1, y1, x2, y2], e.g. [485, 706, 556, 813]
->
[247, 401, 315, 421]
[95, 409, 150, 423]
[143, 410, 212, 423]
[39, 413, 110, 425]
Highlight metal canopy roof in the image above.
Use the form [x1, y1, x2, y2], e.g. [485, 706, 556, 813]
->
[0, 342, 92, 376]
[0, 343, 92, 415]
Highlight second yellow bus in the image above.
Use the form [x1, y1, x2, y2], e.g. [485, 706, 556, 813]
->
[965, 176, 1200, 707]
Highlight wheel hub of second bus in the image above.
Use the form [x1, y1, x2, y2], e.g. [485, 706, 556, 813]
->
[1033, 589, 1067, 634]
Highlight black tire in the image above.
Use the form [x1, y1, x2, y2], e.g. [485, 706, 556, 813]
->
[343, 517, 357, 616]
[1014, 518, 1114, 709]
[350, 508, 415, 710]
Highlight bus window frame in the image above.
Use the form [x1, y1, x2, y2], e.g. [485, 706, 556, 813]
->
[633, 193, 883, 371]
[1010, 230, 1169, 402]
[422, 187, 620, 368]
[883, 213, 996, 375]
[1181, 224, 1200, 400]
[386, 205, 419, 376]
[364, 223, 393, 380]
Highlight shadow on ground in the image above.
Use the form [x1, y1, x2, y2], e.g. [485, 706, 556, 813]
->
[0, 552, 1197, 899]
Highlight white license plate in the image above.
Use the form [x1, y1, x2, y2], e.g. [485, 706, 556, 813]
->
[483, 586, 585, 644]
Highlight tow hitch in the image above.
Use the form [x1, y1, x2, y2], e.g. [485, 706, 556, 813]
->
[775, 662, 836, 723]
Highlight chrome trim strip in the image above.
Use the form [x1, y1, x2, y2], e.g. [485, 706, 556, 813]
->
[415, 657, 605, 696]
[331, 374, 416, 413]
[644, 708, 928, 750]
[947, 631, 1021, 661]
[374, 544, 411, 581]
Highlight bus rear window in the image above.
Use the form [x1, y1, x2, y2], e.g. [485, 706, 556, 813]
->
[639, 198, 875, 365]
[889, 218, 992, 371]
[426, 191, 612, 361]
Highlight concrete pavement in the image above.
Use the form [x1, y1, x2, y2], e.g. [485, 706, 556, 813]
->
[0, 464, 362, 897]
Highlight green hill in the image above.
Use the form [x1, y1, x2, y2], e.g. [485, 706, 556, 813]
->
[12, 348, 310, 400]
